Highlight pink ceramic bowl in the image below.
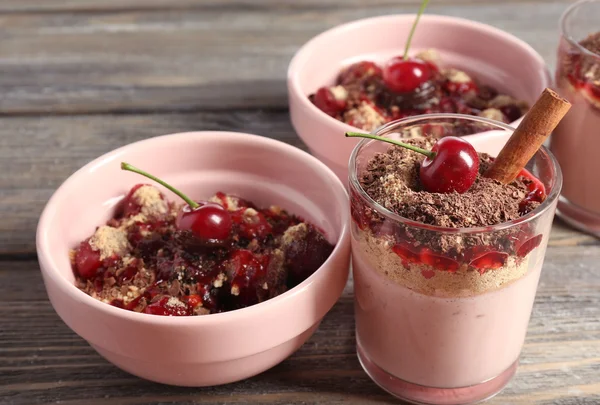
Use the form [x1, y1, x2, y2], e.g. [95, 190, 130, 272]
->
[36, 131, 351, 387]
[288, 14, 551, 182]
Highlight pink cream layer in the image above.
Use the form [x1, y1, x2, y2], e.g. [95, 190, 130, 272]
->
[353, 247, 542, 389]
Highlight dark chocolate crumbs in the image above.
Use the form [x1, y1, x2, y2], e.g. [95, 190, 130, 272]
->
[360, 139, 530, 229]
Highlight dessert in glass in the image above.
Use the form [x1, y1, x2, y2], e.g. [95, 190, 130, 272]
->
[349, 111, 564, 404]
[551, 0, 600, 236]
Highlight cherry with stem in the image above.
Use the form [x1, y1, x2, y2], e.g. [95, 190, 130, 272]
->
[383, 0, 433, 93]
[345, 131, 479, 194]
[121, 162, 232, 245]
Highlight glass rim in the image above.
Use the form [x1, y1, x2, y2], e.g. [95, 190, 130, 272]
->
[348, 113, 563, 234]
[560, 0, 600, 60]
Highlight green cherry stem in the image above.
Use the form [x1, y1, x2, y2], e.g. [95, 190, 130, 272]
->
[120, 162, 199, 209]
[345, 132, 435, 158]
[402, 0, 431, 61]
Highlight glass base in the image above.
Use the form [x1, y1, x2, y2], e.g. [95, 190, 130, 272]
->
[357, 344, 517, 405]
[556, 196, 600, 238]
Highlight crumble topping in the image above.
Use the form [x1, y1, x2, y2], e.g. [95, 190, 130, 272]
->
[415, 49, 441, 65]
[343, 101, 387, 130]
[88, 226, 130, 260]
[330, 85, 348, 101]
[479, 108, 506, 122]
[444, 68, 472, 84]
[133, 185, 169, 218]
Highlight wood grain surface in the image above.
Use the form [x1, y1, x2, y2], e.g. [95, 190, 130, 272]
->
[1, 0, 599, 404]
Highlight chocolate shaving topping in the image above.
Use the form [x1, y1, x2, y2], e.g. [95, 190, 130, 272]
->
[358, 139, 539, 255]
[360, 139, 529, 229]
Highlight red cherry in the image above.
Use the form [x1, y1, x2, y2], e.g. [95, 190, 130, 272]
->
[74, 240, 102, 279]
[500, 105, 523, 122]
[121, 163, 233, 245]
[313, 87, 347, 117]
[338, 61, 382, 85]
[344, 133, 479, 194]
[383, 57, 433, 93]
[120, 184, 146, 217]
[177, 203, 232, 244]
[420, 136, 479, 194]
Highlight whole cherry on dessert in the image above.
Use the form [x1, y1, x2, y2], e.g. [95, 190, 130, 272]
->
[121, 163, 232, 245]
[383, 57, 433, 94]
[345, 132, 479, 194]
[313, 86, 347, 117]
[382, 0, 432, 94]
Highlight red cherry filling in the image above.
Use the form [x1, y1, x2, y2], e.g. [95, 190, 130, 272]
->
[392, 243, 420, 265]
[313, 87, 347, 117]
[184, 294, 203, 308]
[144, 296, 192, 316]
[420, 248, 459, 272]
[469, 252, 508, 274]
[444, 80, 478, 95]
[230, 209, 273, 241]
[227, 250, 269, 307]
[383, 57, 433, 94]
[516, 234, 543, 258]
[518, 168, 546, 213]
[420, 136, 479, 194]
[177, 202, 233, 245]
[74, 240, 102, 279]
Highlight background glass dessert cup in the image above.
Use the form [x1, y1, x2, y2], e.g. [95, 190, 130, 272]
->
[349, 115, 562, 405]
[551, 0, 600, 237]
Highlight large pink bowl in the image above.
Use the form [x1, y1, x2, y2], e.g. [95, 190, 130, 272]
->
[288, 14, 551, 182]
[36, 131, 351, 387]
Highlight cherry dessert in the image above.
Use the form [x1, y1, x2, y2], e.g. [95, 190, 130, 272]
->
[353, 137, 546, 276]
[71, 165, 334, 316]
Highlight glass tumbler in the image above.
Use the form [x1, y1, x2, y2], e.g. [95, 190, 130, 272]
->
[550, 0, 600, 236]
[349, 115, 561, 405]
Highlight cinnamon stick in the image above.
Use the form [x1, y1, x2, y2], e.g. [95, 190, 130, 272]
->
[484, 88, 571, 184]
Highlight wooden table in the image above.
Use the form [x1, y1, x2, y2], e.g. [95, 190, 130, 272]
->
[1, 1, 599, 404]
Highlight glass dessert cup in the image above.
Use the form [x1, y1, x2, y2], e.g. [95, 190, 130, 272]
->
[349, 115, 562, 405]
[551, 0, 600, 237]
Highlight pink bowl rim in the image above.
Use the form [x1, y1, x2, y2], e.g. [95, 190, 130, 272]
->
[287, 13, 551, 132]
[36, 131, 350, 326]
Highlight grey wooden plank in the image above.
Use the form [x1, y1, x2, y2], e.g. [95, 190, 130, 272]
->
[0, 110, 300, 255]
[0, 1, 571, 114]
[0, 235, 598, 405]
[0, 0, 557, 13]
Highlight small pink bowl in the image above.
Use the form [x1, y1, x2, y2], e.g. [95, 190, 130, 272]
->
[288, 14, 551, 182]
[36, 131, 351, 387]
